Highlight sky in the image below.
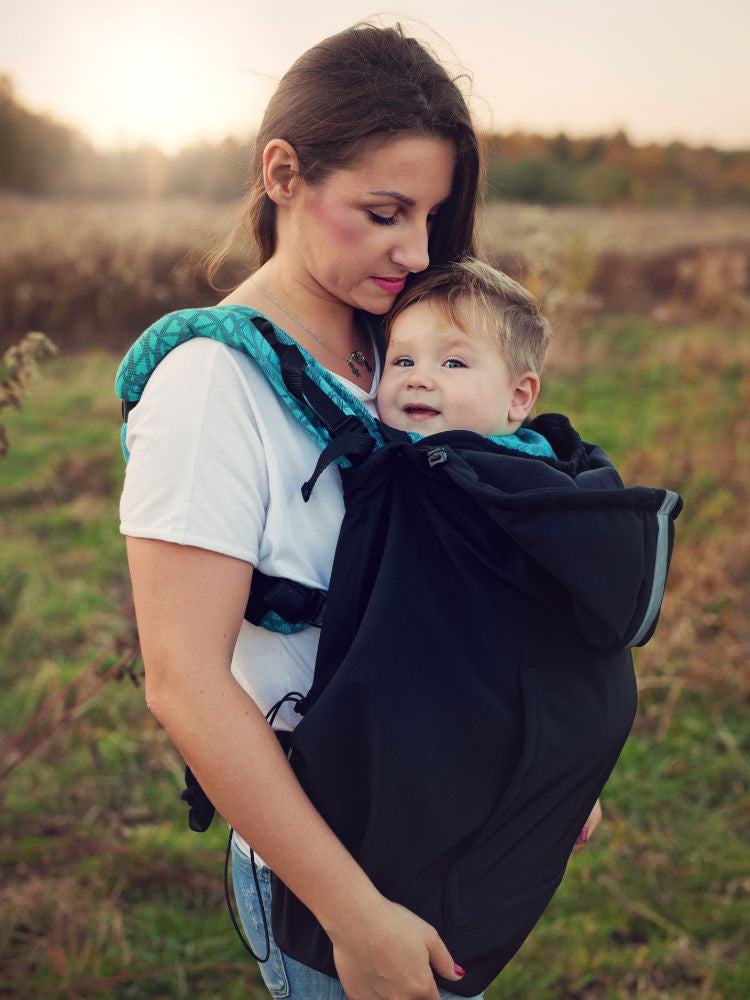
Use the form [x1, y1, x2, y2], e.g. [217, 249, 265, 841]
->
[2, 0, 749, 152]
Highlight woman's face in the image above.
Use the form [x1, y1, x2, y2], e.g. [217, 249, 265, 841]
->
[288, 134, 457, 314]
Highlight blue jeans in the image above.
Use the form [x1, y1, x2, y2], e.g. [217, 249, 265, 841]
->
[231, 840, 484, 999]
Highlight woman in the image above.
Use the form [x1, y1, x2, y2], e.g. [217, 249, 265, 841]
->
[122, 21, 491, 1000]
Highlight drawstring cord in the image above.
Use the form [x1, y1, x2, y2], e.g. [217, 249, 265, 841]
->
[225, 690, 306, 962]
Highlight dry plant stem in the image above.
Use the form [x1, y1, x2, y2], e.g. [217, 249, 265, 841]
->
[6, 631, 138, 750]
[0, 632, 140, 785]
[0, 330, 57, 457]
[600, 875, 693, 942]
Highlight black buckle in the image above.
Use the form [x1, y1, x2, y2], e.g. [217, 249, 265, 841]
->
[300, 588, 327, 628]
[181, 765, 215, 833]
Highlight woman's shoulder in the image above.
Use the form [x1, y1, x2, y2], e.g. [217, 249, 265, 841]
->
[121, 304, 281, 401]
[140, 324, 283, 415]
[139, 304, 264, 357]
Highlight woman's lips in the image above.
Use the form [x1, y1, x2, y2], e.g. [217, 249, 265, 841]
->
[371, 276, 407, 294]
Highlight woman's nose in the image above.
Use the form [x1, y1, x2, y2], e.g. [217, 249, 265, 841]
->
[390, 220, 430, 274]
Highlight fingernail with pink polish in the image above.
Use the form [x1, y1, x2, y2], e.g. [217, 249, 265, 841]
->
[454, 963, 466, 977]
[577, 826, 589, 844]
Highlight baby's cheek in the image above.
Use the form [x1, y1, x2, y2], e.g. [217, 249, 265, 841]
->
[376, 381, 403, 428]
[375, 385, 394, 422]
[461, 398, 502, 436]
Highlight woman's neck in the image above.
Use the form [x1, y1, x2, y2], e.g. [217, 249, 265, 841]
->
[220, 262, 375, 390]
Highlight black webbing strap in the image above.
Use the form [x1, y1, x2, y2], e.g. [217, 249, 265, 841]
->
[250, 316, 376, 500]
[244, 570, 327, 628]
[300, 425, 375, 501]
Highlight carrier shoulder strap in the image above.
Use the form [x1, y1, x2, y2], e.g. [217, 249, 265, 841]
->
[249, 316, 376, 500]
[116, 306, 380, 630]
[116, 305, 385, 467]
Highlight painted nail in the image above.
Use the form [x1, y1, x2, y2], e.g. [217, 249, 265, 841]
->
[454, 963, 466, 977]
[577, 826, 589, 844]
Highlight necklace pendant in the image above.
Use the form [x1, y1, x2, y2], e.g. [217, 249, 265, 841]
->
[346, 354, 362, 380]
[349, 350, 373, 377]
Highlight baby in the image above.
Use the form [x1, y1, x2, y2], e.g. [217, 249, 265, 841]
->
[377, 257, 554, 458]
[377, 257, 602, 849]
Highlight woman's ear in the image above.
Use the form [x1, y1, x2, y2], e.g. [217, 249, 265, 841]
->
[262, 139, 302, 206]
[508, 372, 541, 423]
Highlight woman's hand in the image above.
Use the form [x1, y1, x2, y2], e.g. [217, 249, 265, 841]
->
[573, 797, 603, 851]
[328, 896, 465, 1000]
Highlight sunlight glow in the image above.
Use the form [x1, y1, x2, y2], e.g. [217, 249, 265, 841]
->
[2, 0, 749, 151]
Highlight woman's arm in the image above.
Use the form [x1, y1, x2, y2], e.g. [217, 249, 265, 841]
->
[126, 536, 464, 1000]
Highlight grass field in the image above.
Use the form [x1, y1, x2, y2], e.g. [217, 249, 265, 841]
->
[1, 313, 747, 999]
[0, 199, 748, 997]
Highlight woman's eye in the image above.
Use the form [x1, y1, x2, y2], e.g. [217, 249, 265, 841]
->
[367, 210, 398, 226]
[444, 358, 466, 369]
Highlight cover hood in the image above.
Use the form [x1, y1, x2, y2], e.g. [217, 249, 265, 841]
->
[381, 413, 682, 652]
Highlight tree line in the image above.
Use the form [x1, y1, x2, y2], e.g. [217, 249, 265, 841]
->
[2, 75, 749, 206]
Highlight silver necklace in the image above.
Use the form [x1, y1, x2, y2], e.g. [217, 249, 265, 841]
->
[251, 280, 373, 381]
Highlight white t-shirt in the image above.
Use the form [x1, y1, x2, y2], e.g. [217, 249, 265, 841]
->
[119, 326, 380, 862]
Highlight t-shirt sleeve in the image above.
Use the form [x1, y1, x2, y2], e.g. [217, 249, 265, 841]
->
[119, 338, 269, 564]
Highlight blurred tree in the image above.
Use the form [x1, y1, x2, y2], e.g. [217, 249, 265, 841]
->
[0, 76, 82, 194]
[487, 155, 582, 204]
[550, 132, 573, 163]
[166, 139, 249, 200]
[2, 76, 749, 206]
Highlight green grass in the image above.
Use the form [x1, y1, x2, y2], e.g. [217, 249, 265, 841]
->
[0, 327, 748, 999]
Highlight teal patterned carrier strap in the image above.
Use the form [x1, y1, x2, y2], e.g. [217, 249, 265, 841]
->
[116, 305, 385, 634]
[115, 304, 385, 462]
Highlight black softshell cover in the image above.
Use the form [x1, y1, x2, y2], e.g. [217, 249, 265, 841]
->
[270, 415, 681, 996]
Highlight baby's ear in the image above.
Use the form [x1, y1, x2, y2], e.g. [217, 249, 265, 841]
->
[508, 372, 540, 422]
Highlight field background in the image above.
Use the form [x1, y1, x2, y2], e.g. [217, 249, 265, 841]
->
[0, 195, 748, 999]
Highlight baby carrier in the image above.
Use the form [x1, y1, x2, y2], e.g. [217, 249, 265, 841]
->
[118, 306, 682, 998]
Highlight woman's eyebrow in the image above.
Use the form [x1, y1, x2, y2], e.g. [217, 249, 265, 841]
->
[367, 190, 416, 207]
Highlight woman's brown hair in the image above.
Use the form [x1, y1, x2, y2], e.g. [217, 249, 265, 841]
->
[207, 22, 481, 285]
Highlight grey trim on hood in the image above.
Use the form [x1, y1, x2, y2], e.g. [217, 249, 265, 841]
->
[628, 490, 681, 647]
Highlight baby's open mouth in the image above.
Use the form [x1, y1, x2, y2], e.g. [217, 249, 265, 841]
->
[403, 404, 440, 420]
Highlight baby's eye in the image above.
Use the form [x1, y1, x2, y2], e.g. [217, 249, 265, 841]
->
[443, 358, 466, 369]
[367, 210, 398, 226]
[392, 357, 414, 367]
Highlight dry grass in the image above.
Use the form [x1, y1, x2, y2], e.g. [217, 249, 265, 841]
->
[2, 196, 749, 356]
[478, 202, 750, 257]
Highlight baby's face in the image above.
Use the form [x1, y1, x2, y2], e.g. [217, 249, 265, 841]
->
[378, 299, 524, 437]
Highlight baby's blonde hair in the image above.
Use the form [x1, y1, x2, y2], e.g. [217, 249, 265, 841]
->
[386, 258, 551, 378]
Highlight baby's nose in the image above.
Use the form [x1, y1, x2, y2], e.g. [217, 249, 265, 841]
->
[406, 369, 434, 389]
